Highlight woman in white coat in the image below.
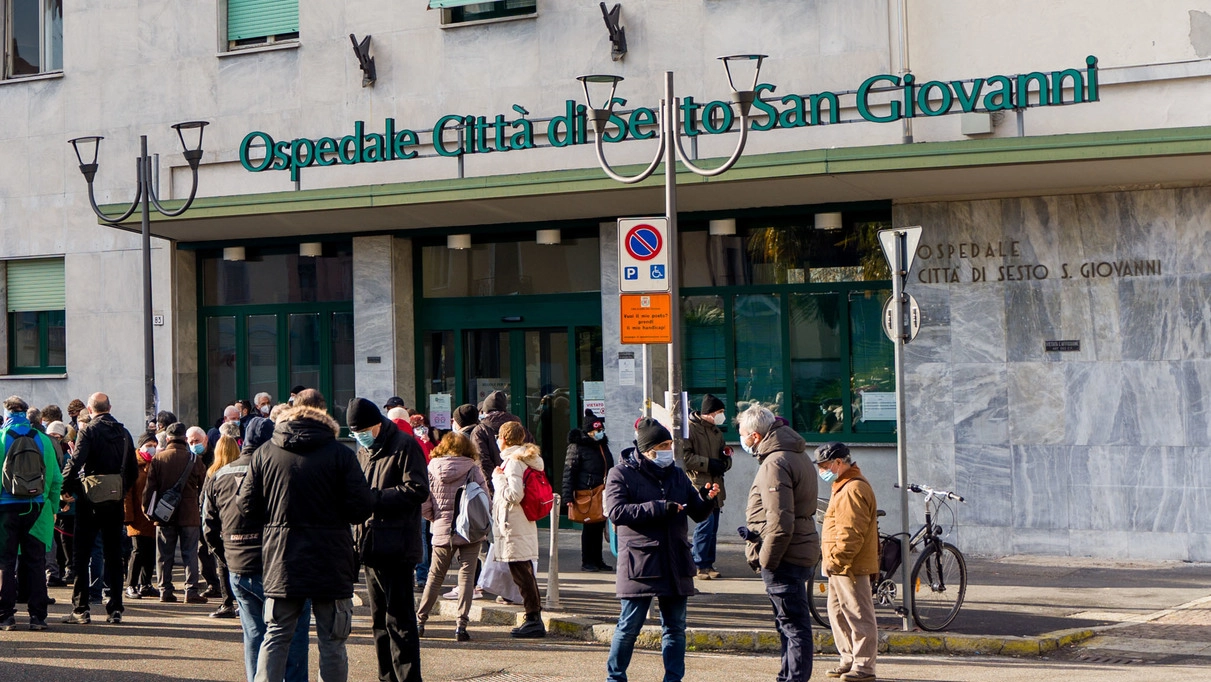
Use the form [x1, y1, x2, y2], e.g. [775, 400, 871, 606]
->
[491, 421, 546, 638]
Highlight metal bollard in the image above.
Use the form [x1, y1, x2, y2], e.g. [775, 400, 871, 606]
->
[545, 493, 561, 610]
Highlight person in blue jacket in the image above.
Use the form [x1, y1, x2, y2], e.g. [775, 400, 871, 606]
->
[604, 417, 718, 682]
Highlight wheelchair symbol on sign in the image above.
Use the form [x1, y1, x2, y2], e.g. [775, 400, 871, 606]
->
[650, 265, 666, 279]
[624, 266, 639, 280]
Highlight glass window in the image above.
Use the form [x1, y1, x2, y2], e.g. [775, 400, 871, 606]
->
[206, 317, 237, 423]
[789, 292, 844, 434]
[10, 311, 39, 368]
[437, 0, 536, 25]
[246, 315, 277, 405]
[465, 330, 511, 407]
[683, 295, 727, 417]
[4, 0, 61, 78]
[201, 245, 353, 306]
[849, 289, 895, 433]
[7, 257, 66, 373]
[421, 237, 600, 298]
[227, 0, 298, 50]
[681, 215, 891, 287]
[331, 312, 355, 427]
[289, 313, 321, 393]
[734, 294, 784, 416]
[46, 309, 64, 366]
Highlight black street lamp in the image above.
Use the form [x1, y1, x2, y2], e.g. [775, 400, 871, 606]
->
[69, 122, 208, 425]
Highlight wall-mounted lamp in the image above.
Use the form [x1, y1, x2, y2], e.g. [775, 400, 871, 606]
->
[708, 218, 736, 236]
[814, 212, 844, 231]
[599, 3, 627, 62]
[223, 246, 247, 261]
[299, 242, 323, 258]
[447, 234, 472, 250]
[350, 34, 376, 87]
[536, 229, 561, 245]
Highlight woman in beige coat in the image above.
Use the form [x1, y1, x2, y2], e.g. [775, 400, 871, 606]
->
[491, 422, 546, 638]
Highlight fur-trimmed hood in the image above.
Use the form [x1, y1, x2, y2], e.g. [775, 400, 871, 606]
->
[271, 405, 341, 453]
[501, 443, 544, 470]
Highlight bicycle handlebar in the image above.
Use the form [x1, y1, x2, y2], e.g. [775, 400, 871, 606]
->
[895, 482, 966, 502]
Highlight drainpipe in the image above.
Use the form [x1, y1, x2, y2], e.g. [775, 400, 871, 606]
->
[889, 0, 913, 143]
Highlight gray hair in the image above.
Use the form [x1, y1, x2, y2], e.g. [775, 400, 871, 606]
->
[219, 421, 241, 440]
[737, 404, 776, 436]
[254, 392, 271, 404]
[186, 426, 208, 442]
[223, 405, 240, 420]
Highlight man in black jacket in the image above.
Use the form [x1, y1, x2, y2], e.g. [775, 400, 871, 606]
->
[203, 417, 310, 682]
[61, 393, 137, 625]
[470, 390, 532, 492]
[347, 398, 429, 682]
[238, 397, 375, 682]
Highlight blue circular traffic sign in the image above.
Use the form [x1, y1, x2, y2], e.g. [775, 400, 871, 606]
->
[625, 225, 663, 261]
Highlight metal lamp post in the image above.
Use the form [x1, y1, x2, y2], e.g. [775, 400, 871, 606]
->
[578, 55, 765, 445]
[69, 122, 209, 425]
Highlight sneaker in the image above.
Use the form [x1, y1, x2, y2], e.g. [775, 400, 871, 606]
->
[441, 587, 460, 600]
[106, 612, 122, 624]
[28, 617, 47, 631]
[580, 564, 600, 573]
[472, 588, 483, 600]
[139, 585, 160, 598]
[201, 585, 223, 599]
[695, 568, 713, 580]
[185, 593, 209, 604]
[61, 610, 90, 625]
[209, 604, 238, 619]
[595, 562, 614, 573]
[455, 627, 471, 642]
[826, 666, 852, 679]
[495, 595, 515, 605]
[160, 592, 178, 603]
[706, 568, 721, 579]
[125, 586, 142, 600]
[0, 616, 17, 631]
[840, 672, 875, 682]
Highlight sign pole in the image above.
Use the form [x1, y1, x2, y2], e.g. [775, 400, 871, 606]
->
[892, 230, 913, 631]
[663, 71, 685, 444]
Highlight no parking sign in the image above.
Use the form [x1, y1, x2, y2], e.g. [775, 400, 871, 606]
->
[618, 217, 669, 293]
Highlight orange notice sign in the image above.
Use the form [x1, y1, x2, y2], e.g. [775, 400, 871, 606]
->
[620, 294, 672, 344]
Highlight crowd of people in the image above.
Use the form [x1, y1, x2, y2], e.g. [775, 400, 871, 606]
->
[0, 386, 882, 682]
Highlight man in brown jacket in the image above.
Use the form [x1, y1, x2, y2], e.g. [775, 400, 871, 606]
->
[741, 405, 819, 682]
[817, 442, 878, 682]
[682, 394, 732, 579]
[142, 422, 207, 604]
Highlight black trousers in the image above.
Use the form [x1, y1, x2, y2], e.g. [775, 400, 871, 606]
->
[365, 564, 421, 682]
[126, 535, 156, 588]
[1, 502, 48, 622]
[199, 534, 235, 607]
[508, 560, 542, 615]
[71, 498, 125, 615]
[580, 521, 607, 567]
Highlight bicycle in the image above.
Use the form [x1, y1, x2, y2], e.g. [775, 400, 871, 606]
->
[808, 482, 968, 632]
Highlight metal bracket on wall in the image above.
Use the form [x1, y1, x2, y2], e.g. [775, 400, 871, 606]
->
[350, 34, 376, 87]
[599, 3, 627, 62]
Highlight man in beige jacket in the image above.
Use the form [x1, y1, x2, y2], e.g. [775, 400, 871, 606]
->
[817, 442, 879, 682]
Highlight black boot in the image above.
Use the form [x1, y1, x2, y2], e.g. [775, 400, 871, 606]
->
[510, 612, 546, 639]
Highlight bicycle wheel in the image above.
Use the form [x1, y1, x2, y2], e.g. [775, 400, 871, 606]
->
[807, 570, 830, 629]
[909, 542, 967, 631]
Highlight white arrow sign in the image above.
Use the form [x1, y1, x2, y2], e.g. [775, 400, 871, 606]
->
[878, 226, 923, 281]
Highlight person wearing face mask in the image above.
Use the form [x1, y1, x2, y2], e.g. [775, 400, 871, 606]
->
[740, 405, 819, 682]
[491, 421, 547, 638]
[562, 410, 615, 572]
[142, 422, 208, 605]
[682, 393, 733, 581]
[604, 417, 718, 682]
[254, 393, 273, 417]
[347, 398, 429, 682]
[124, 431, 159, 600]
[815, 442, 878, 682]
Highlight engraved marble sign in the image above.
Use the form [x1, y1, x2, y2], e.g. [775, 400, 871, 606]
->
[1044, 340, 1080, 352]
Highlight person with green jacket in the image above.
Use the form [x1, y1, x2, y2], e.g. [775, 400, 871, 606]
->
[0, 395, 64, 631]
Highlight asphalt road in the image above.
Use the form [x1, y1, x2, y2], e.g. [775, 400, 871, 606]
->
[1, 593, 1208, 682]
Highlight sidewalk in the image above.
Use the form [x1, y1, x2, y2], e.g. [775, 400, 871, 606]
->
[420, 528, 1211, 656]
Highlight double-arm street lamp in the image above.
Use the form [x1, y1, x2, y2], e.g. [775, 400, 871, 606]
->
[577, 55, 765, 445]
[69, 122, 209, 425]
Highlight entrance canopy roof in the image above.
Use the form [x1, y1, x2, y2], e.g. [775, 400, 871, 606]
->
[108, 126, 1211, 244]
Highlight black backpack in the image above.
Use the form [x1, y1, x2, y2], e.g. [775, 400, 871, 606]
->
[2, 433, 46, 497]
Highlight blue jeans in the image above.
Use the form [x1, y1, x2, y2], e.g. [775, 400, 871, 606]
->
[761, 562, 813, 682]
[607, 595, 688, 682]
[691, 507, 720, 569]
[229, 573, 310, 682]
[415, 520, 431, 585]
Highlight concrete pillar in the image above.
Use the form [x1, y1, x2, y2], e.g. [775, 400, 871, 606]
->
[171, 246, 199, 425]
[353, 235, 416, 407]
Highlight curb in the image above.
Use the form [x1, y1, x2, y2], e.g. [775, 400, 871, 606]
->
[413, 595, 1097, 657]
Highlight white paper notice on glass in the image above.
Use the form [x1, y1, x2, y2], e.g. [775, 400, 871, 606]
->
[618, 353, 636, 386]
[476, 378, 510, 404]
[860, 392, 897, 421]
[583, 381, 605, 401]
[429, 393, 452, 429]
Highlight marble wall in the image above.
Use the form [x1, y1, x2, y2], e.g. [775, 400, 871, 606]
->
[353, 236, 416, 407]
[894, 187, 1211, 561]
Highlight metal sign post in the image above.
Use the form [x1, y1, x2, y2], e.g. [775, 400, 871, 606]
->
[878, 225, 922, 632]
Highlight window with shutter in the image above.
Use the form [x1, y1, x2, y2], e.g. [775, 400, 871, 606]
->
[6, 258, 66, 373]
[227, 0, 298, 50]
[430, 0, 536, 26]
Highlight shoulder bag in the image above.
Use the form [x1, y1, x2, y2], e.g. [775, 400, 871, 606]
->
[145, 453, 196, 524]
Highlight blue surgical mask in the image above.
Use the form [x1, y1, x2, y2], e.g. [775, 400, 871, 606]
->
[741, 433, 759, 455]
[652, 450, 674, 468]
[591, 431, 605, 442]
[819, 468, 838, 483]
[353, 430, 375, 448]
[189, 443, 205, 456]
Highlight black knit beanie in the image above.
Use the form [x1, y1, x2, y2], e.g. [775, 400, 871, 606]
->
[581, 409, 605, 432]
[346, 397, 383, 431]
[634, 418, 672, 454]
[452, 404, 479, 429]
[701, 393, 725, 414]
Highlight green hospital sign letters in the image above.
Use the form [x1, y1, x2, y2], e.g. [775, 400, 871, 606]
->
[241, 57, 1100, 181]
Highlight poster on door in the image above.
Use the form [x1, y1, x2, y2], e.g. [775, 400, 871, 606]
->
[476, 378, 510, 405]
[583, 381, 605, 417]
[429, 393, 452, 429]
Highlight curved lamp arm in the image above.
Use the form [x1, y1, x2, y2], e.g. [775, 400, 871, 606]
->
[591, 102, 667, 185]
[147, 163, 200, 217]
[86, 160, 143, 225]
[672, 100, 750, 178]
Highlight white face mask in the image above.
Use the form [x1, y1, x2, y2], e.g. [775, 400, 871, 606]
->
[496, 439, 505, 452]
[712, 412, 727, 427]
